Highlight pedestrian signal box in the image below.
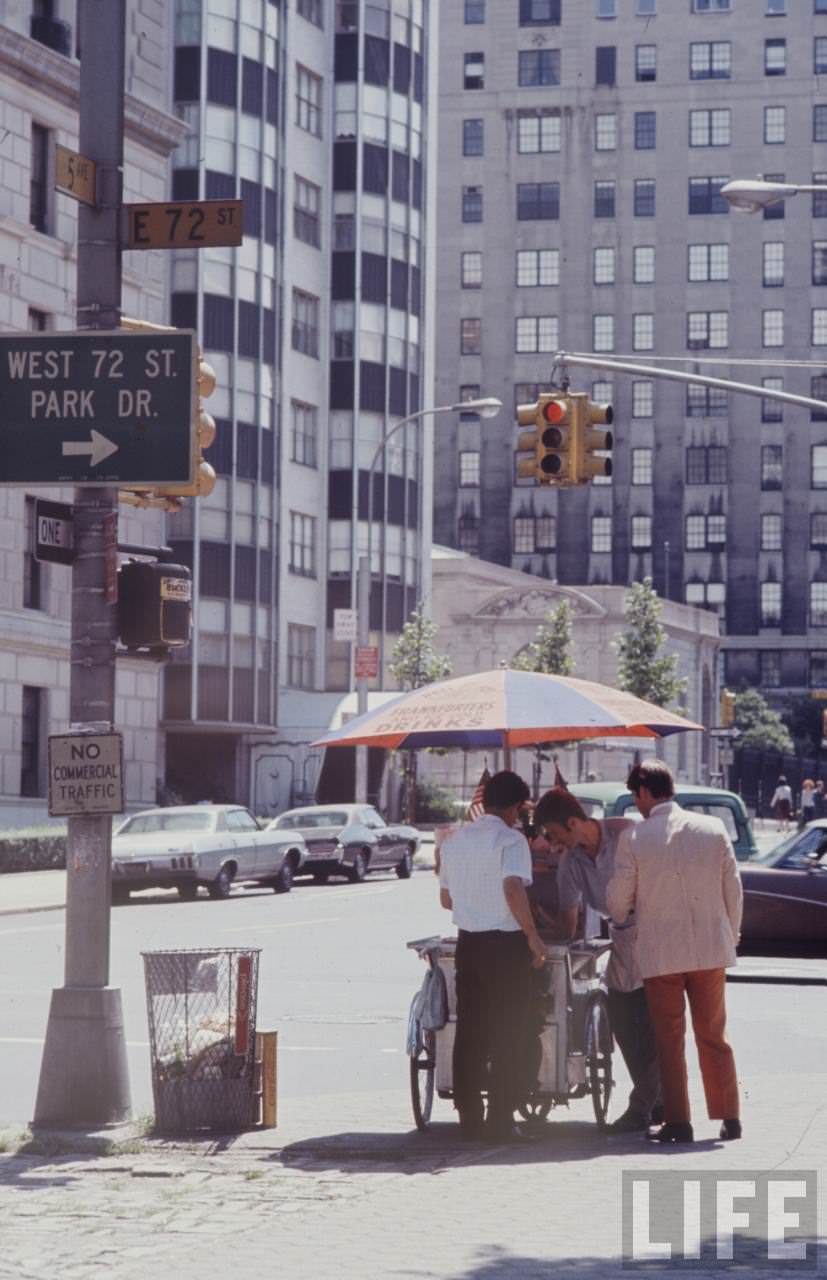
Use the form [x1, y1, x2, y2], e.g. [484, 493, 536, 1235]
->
[118, 560, 192, 652]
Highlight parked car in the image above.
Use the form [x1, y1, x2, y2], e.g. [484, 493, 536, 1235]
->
[566, 781, 757, 861]
[739, 822, 827, 945]
[267, 804, 420, 883]
[111, 804, 307, 904]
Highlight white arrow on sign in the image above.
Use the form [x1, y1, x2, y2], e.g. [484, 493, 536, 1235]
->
[62, 430, 119, 467]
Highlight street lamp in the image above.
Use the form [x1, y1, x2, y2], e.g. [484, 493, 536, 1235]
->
[720, 177, 827, 213]
[353, 395, 502, 803]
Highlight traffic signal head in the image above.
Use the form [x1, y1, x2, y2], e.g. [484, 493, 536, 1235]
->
[154, 349, 217, 498]
[516, 400, 541, 480]
[537, 395, 573, 483]
[720, 688, 736, 728]
[577, 398, 614, 481]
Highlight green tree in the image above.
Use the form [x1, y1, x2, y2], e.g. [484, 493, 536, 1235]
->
[735, 687, 794, 754]
[781, 694, 821, 756]
[511, 601, 575, 675]
[615, 578, 687, 708]
[388, 606, 452, 690]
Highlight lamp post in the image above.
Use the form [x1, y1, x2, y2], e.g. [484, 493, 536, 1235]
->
[353, 396, 502, 804]
[721, 178, 827, 213]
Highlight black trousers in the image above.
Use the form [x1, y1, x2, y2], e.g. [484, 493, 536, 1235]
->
[607, 985, 661, 1118]
[453, 929, 533, 1129]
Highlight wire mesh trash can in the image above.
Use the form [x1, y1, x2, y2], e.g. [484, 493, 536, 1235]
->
[142, 948, 260, 1134]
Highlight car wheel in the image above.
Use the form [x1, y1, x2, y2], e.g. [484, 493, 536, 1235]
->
[348, 850, 368, 883]
[396, 846, 414, 879]
[177, 882, 199, 901]
[273, 858, 293, 894]
[207, 865, 234, 900]
[312, 871, 329, 885]
[111, 884, 131, 906]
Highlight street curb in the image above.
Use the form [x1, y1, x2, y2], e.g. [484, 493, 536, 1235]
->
[0, 902, 65, 918]
[727, 972, 827, 987]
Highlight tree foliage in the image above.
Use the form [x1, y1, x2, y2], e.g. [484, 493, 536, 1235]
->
[388, 606, 452, 691]
[615, 578, 687, 708]
[511, 601, 575, 676]
[735, 687, 794, 754]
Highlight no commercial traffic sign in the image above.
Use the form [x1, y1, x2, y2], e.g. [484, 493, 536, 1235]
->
[48, 732, 124, 817]
[0, 330, 195, 486]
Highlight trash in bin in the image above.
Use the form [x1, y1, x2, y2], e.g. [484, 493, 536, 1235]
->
[142, 947, 260, 1133]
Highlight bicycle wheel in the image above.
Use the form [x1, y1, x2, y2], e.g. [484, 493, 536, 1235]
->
[585, 994, 613, 1129]
[410, 1029, 436, 1131]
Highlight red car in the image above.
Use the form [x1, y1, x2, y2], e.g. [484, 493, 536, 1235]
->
[740, 823, 827, 946]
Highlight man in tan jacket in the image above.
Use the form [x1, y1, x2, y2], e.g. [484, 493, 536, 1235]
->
[607, 759, 743, 1145]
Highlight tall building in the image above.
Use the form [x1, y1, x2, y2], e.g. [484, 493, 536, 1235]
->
[433, 0, 827, 706]
[165, 0, 433, 809]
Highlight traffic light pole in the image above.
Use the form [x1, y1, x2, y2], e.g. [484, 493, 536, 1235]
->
[34, 0, 131, 1127]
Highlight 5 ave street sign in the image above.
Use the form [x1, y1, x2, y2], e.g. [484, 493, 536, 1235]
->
[55, 145, 97, 207]
[0, 330, 195, 486]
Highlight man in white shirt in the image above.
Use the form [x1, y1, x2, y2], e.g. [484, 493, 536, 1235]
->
[439, 770, 546, 1141]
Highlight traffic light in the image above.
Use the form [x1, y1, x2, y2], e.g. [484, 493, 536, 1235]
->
[515, 393, 575, 484]
[576, 396, 614, 481]
[154, 348, 217, 498]
[720, 688, 736, 728]
[118, 559, 192, 652]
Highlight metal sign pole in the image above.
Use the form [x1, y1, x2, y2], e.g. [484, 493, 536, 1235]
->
[34, 0, 131, 1127]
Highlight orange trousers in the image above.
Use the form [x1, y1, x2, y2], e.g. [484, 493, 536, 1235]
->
[644, 968, 739, 1125]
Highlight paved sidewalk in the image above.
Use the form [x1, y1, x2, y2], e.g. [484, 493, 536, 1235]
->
[0, 869, 65, 916]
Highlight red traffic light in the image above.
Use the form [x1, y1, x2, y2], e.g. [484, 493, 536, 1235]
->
[541, 399, 567, 425]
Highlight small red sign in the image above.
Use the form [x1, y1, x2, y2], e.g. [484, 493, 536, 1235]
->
[354, 645, 379, 679]
[234, 953, 253, 1056]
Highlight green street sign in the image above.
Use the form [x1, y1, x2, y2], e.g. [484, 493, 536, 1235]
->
[0, 330, 195, 486]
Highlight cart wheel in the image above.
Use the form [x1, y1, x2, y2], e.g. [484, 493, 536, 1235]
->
[410, 1029, 436, 1131]
[585, 994, 613, 1129]
[518, 1098, 551, 1126]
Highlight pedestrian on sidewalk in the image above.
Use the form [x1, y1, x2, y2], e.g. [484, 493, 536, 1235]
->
[770, 775, 793, 833]
[799, 779, 816, 830]
[533, 787, 662, 1135]
[438, 770, 546, 1142]
[607, 760, 743, 1145]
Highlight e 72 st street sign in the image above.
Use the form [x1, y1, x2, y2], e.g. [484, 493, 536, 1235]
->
[0, 330, 195, 486]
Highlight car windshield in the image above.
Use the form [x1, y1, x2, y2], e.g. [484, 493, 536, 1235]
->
[751, 825, 827, 867]
[273, 810, 349, 830]
[118, 813, 214, 835]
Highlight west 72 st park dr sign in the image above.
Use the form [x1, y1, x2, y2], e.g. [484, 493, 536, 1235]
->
[0, 330, 196, 486]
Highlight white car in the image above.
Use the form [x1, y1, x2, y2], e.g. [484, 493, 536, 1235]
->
[267, 803, 420, 883]
[111, 804, 307, 904]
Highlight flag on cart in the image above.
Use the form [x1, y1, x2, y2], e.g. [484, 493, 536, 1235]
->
[465, 768, 491, 822]
[553, 756, 569, 790]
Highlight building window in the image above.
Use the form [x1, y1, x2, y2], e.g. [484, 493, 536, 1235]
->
[760, 651, 781, 688]
[594, 247, 616, 285]
[520, 0, 561, 23]
[767, 0, 786, 12]
[595, 114, 617, 151]
[634, 111, 656, 149]
[638, 0, 657, 11]
[686, 582, 726, 608]
[685, 514, 706, 551]
[296, 65, 322, 136]
[634, 179, 655, 216]
[813, 242, 827, 285]
[461, 318, 482, 355]
[518, 49, 560, 86]
[517, 109, 561, 153]
[294, 176, 321, 247]
[596, 46, 617, 86]
[462, 185, 483, 222]
[692, 0, 731, 9]
[811, 583, 827, 627]
[597, 0, 617, 13]
[813, 309, 827, 345]
[686, 385, 728, 417]
[762, 172, 785, 221]
[633, 314, 654, 351]
[707, 514, 727, 547]
[761, 582, 782, 627]
[289, 512, 316, 577]
[813, 444, 827, 488]
[762, 242, 784, 287]
[291, 400, 318, 467]
[287, 624, 316, 689]
[633, 246, 655, 284]
[765, 38, 786, 76]
[463, 118, 484, 155]
[593, 315, 615, 352]
[591, 516, 612, 553]
[687, 311, 728, 349]
[458, 513, 480, 552]
[517, 249, 559, 287]
[761, 445, 783, 490]
[636, 45, 657, 81]
[331, 300, 354, 359]
[690, 41, 731, 79]
[514, 517, 535, 554]
[816, 37, 827, 74]
[812, 513, 827, 548]
[632, 448, 653, 484]
[762, 376, 784, 422]
[23, 497, 42, 611]
[809, 651, 827, 688]
[292, 289, 320, 357]
[464, 52, 485, 89]
[20, 686, 43, 798]
[818, 0, 827, 15]
[764, 106, 786, 144]
[689, 177, 729, 214]
[761, 513, 783, 551]
[763, 310, 784, 348]
[632, 380, 653, 417]
[631, 516, 652, 549]
[536, 516, 556, 549]
[595, 181, 616, 217]
[462, 251, 483, 288]
[517, 182, 559, 220]
[688, 243, 729, 282]
[812, 375, 827, 421]
[460, 451, 480, 485]
[28, 307, 49, 331]
[515, 316, 559, 353]
[29, 123, 49, 233]
[686, 445, 728, 484]
[815, 106, 827, 142]
[465, 0, 485, 21]
[689, 108, 730, 147]
[297, 0, 322, 24]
